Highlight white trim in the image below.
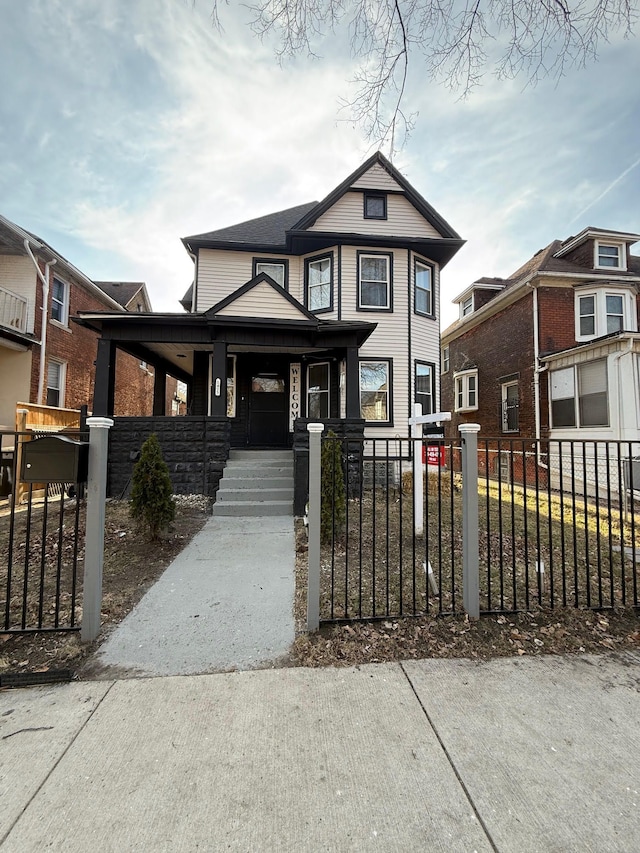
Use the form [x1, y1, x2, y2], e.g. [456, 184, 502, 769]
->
[454, 368, 478, 412]
[575, 285, 636, 341]
[594, 239, 627, 271]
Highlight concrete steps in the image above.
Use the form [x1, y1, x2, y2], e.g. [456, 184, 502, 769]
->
[212, 450, 293, 517]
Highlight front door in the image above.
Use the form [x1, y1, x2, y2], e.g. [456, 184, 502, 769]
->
[249, 373, 288, 446]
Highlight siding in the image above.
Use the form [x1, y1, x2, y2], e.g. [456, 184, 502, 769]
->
[310, 192, 441, 239]
[217, 280, 310, 320]
[409, 252, 441, 414]
[196, 250, 304, 311]
[0, 255, 36, 333]
[351, 162, 404, 192]
[340, 245, 411, 438]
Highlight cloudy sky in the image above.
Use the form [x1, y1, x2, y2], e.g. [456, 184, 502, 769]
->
[1, 0, 638, 327]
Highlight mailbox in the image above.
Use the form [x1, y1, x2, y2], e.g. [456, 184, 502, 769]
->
[21, 435, 89, 483]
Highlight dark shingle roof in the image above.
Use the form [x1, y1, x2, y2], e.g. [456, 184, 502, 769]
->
[94, 281, 146, 307]
[183, 202, 318, 249]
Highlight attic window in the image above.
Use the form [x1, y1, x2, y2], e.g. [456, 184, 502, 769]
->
[461, 295, 473, 317]
[595, 241, 625, 270]
[253, 258, 289, 290]
[364, 193, 387, 220]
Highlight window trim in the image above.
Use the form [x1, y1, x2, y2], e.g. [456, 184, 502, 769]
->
[441, 345, 450, 374]
[415, 360, 436, 417]
[454, 368, 478, 413]
[594, 240, 626, 271]
[304, 253, 334, 314]
[460, 295, 473, 318]
[51, 277, 69, 326]
[46, 359, 66, 408]
[363, 192, 387, 220]
[226, 355, 237, 418]
[501, 380, 519, 433]
[252, 257, 289, 290]
[357, 251, 393, 312]
[306, 361, 331, 419]
[575, 286, 635, 341]
[414, 256, 435, 318]
[359, 358, 393, 425]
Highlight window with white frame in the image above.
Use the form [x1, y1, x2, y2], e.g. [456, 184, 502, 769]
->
[414, 259, 433, 316]
[454, 369, 477, 412]
[306, 256, 332, 312]
[46, 360, 65, 407]
[51, 277, 69, 325]
[576, 288, 635, 340]
[358, 253, 391, 309]
[307, 362, 330, 418]
[501, 381, 519, 432]
[254, 259, 288, 289]
[461, 295, 473, 318]
[441, 345, 450, 374]
[415, 362, 434, 415]
[360, 360, 391, 422]
[226, 355, 236, 417]
[595, 241, 625, 270]
[550, 359, 609, 428]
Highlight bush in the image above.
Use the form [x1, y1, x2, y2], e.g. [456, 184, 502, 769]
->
[321, 430, 346, 543]
[129, 433, 176, 540]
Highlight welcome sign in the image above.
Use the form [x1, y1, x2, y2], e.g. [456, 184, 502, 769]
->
[289, 363, 301, 431]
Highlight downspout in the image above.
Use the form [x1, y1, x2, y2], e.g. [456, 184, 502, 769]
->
[24, 239, 56, 405]
[532, 284, 549, 469]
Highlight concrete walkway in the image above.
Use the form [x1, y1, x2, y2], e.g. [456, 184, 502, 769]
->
[91, 515, 295, 677]
[1, 653, 638, 851]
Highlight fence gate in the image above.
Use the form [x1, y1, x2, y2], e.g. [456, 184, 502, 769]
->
[1, 430, 87, 634]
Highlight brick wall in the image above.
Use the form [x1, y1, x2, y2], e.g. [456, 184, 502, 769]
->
[537, 287, 576, 354]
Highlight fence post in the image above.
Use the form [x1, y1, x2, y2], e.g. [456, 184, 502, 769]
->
[307, 422, 324, 633]
[459, 423, 481, 620]
[81, 416, 114, 642]
[412, 403, 424, 536]
[14, 408, 29, 505]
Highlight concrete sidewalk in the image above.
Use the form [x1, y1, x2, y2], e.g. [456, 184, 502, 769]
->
[91, 515, 296, 677]
[1, 653, 638, 851]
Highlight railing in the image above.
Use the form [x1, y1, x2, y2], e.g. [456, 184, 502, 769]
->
[313, 434, 640, 624]
[0, 285, 28, 333]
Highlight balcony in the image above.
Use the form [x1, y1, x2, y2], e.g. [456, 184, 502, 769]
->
[0, 286, 28, 334]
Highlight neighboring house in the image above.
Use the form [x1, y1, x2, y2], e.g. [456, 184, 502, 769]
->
[0, 214, 159, 429]
[75, 152, 463, 497]
[441, 227, 640, 458]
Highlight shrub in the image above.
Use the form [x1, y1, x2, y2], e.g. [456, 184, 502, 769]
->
[129, 433, 176, 540]
[321, 430, 346, 543]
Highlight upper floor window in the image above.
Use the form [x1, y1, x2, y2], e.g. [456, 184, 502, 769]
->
[415, 362, 435, 415]
[414, 258, 434, 317]
[461, 295, 473, 318]
[364, 192, 387, 220]
[550, 360, 609, 429]
[307, 362, 330, 418]
[576, 288, 635, 340]
[360, 359, 391, 422]
[358, 252, 392, 310]
[46, 359, 65, 407]
[306, 255, 333, 312]
[51, 277, 69, 325]
[454, 369, 477, 412]
[595, 241, 625, 270]
[253, 258, 288, 290]
[441, 345, 450, 374]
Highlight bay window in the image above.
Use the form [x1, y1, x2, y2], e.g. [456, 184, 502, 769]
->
[358, 252, 392, 310]
[360, 360, 391, 422]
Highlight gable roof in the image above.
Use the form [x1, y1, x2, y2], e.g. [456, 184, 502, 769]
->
[95, 281, 151, 311]
[205, 273, 318, 324]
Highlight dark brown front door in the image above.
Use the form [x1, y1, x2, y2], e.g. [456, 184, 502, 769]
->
[249, 373, 288, 446]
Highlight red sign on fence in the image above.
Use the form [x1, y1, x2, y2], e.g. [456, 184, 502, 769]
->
[422, 443, 446, 467]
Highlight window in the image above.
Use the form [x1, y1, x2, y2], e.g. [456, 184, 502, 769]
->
[550, 360, 609, 429]
[364, 192, 387, 220]
[575, 288, 635, 340]
[595, 242, 624, 269]
[415, 362, 434, 416]
[307, 362, 330, 418]
[360, 360, 391, 422]
[501, 381, 519, 432]
[414, 259, 434, 316]
[454, 369, 478, 412]
[306, 255, 332, 312]
[358, 253, 391, 310]
[51, 277, 69, 325]
[46, 360, 65, 407]
[253, 259, 288, 289]
[226, 355, 236, 417]
[441, 345, 450, 374]
[461, 295, 473, 317]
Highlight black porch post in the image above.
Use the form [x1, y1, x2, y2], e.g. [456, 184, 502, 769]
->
[346, 346, 360, 419]
[153, 367, 167, 416]
[93, 338, 116, 417]
[210, 342, 228, 417]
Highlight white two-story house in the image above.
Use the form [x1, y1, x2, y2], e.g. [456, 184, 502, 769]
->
[77, 152, 463, 498]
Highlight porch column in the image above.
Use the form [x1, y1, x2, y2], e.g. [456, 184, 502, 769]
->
[346, 346, 360, 419]
[93, 338, 116, 417]
[192, 351, 210, 416]
[210, 342, 228, 417]
[153, 367, 167, 416]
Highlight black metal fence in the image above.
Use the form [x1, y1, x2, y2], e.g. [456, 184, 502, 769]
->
[1, 431, 86, 633]
[318, 435, 640, 623]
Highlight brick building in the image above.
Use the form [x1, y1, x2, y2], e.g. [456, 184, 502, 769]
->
[441, 228, 640, 450]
